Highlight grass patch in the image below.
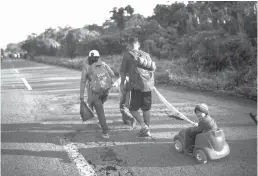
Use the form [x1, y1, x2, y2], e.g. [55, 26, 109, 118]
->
[29, 55, 257, 100]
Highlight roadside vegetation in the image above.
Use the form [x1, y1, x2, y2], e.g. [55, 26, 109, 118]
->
[4, 1, 257, 100]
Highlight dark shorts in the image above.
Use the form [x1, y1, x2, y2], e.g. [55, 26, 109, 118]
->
[129, 89, 152, 112]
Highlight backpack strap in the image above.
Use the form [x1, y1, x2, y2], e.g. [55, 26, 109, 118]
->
[128, 50, 140, 61]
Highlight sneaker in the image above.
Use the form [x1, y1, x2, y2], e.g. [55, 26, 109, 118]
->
[137, 127, 151, 137]
[101, 133, 109, 139]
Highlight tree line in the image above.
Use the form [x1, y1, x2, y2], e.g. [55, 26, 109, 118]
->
[4, 2, 257, 76]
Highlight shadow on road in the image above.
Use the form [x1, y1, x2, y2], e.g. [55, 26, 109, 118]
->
[1, 148, 70, 163]
[1, 121, 257, 171]
[1, 121, 255, 144]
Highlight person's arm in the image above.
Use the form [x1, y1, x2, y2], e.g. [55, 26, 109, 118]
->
[80, 64, 89, 101]
[120, 53, 129, 87]
[191, 120, 205, 134]
[105, 63, 115, 77]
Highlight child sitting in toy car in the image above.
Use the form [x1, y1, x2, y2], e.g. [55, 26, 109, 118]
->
[184, 103, 218, 154]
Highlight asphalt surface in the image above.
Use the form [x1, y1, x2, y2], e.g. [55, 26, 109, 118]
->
[1, 58, 257, 176]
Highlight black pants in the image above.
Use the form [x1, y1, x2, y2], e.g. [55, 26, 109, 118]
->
[87, 89, 109, 133]
[129, 89, 152, 112]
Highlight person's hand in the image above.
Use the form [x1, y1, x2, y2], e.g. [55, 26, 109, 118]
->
[112, 80, 119, 87]
[193, 122, 198, 126]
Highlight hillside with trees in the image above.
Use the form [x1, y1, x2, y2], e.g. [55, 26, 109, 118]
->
[6, 1, 257, 99]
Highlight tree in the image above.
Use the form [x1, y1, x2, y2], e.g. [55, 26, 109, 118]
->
[21, 32, 60, 57]
[84, 24, 104, 34]
[125, 5, 134, 16]
[40, 27, 57, 39]
[65, 30, 78, 58]
[110, 5, 135, 40]
[55, 26, 72, 44]
[5, 43, 23, 53]
[1, 48, 4, 56]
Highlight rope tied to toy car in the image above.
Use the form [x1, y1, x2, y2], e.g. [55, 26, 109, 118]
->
[152, 87, 197, 126]
[113, 77, 197, 126]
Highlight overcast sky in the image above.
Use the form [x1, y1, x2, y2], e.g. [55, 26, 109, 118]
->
[0, 0, 188, 49]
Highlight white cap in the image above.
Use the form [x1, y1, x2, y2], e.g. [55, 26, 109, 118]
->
[89, 50, 100, 57]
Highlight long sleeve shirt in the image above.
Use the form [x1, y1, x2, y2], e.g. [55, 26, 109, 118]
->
[191, 115, 218, 134]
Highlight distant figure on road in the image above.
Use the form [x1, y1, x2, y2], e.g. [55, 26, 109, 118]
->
[80, 50, 115, 139]
[120, 37, 156, 137]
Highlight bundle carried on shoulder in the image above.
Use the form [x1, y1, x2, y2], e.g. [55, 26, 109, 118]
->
[128, 50, 156, 71]
[128, 49, 156, 92]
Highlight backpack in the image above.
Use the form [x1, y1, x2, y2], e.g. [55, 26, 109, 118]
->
[128, 50, 155, 92]
[89, 61, 112, 95]
[128, 50, 156, 71]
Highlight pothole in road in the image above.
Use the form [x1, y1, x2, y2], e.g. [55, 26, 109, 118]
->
[101, 148, 120, 162]
[91, 147, 134, 176]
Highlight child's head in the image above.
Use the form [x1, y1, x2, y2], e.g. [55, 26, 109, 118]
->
[194, 103, 209, 118]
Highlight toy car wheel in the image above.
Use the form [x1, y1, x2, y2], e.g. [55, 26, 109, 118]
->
[194, 149, 208, 164]
[174, 139, 183, 153]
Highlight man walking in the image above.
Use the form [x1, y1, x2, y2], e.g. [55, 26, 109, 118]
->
[80, 50, 115, 139]
[120, 37, 156, 137]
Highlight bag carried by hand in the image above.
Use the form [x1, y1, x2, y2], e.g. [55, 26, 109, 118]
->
[80, 101, 94, 122]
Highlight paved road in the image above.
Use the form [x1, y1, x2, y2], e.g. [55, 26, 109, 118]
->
[1, 58, 257, 176]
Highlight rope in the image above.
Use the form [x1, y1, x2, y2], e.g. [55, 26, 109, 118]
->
[113, 77, 197, 126]
[152, 87, 197, 126]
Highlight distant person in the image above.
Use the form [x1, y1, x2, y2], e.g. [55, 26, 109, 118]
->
[184, 104, 218, 154]
[80, 50, 115, 139]
[120, 37, 156, 137]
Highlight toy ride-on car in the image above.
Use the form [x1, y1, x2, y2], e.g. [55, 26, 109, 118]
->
[173, 128, 230, 164]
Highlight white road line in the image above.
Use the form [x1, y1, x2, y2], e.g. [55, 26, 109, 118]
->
[21, 78, 32, 90]
[59, 137, 96, 176]
[14, 69, 19, 73]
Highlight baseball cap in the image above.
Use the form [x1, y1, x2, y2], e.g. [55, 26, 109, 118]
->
[89, 50, 100, 57]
